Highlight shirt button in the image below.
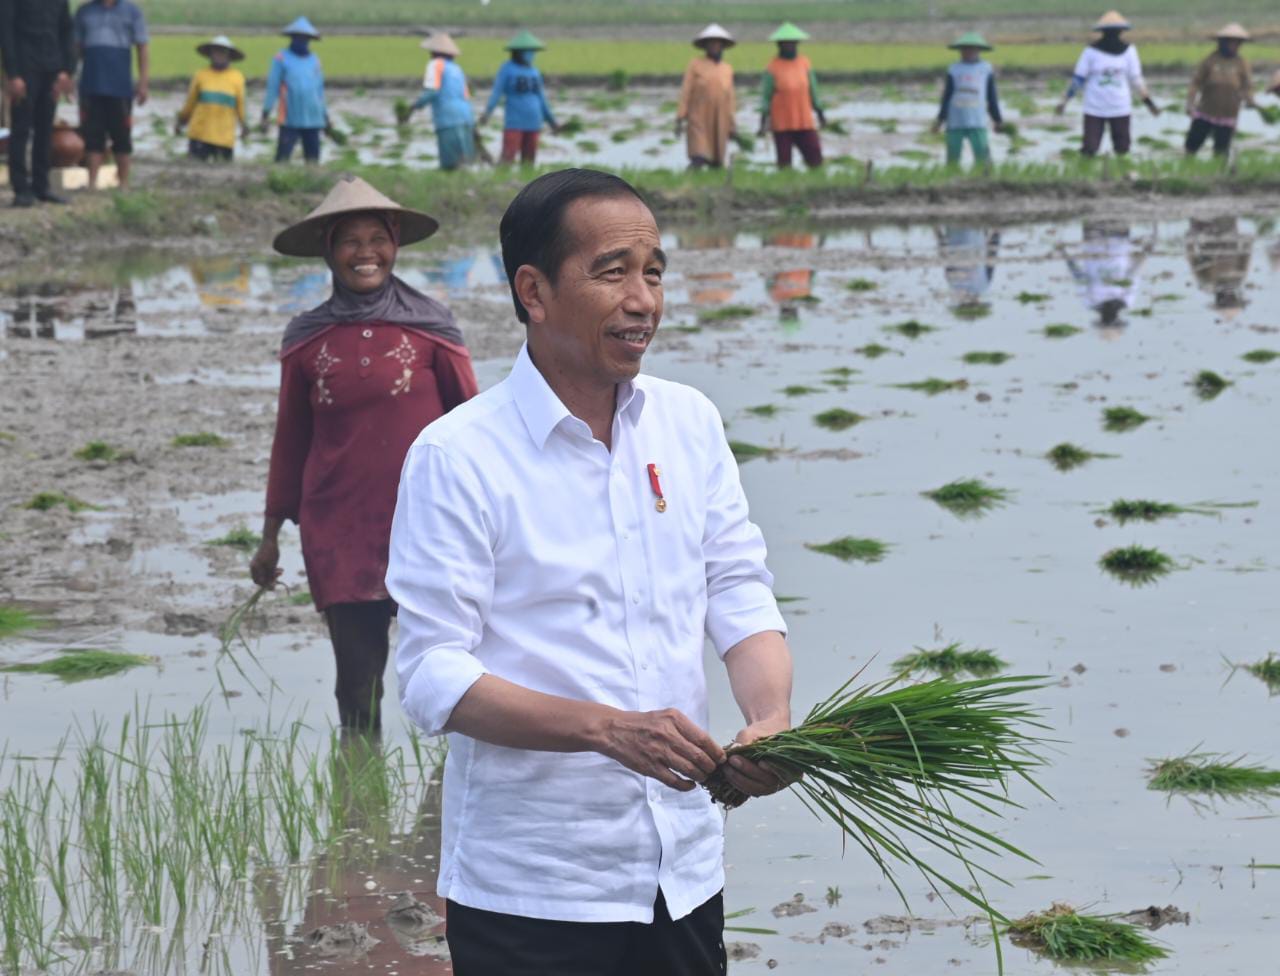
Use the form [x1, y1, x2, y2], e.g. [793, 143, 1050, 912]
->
[623, 532, 630, 541]
[631, 594, 640, 605]
[360, 356, 371, 367]
[641, 662, 649, 671]
[361, 328, 373, 338]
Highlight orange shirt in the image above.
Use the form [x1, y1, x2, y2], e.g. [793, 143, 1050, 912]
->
[764, 55, 817, 131]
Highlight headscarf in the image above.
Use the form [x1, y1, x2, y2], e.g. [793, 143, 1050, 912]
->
[289, 35, 312, 56]
[280, 211, 464, 357]
[1092, 29, 1129, 54]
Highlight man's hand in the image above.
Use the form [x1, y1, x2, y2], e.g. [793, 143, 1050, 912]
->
[720, 715, 797, 799]
[134, 78, 148, 106]
[597, 708, 725, 791]
[258, 115, 270, 134]
[6, 76, 27, 103]
[249, 539, 282, 589]
[1054, 99, 1067, 116]
[931, 119, 944, 134]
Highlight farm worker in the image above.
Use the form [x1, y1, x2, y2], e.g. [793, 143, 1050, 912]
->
[758, 22, 826, 169]
[174, 36, 248, 163]
[480, 30, 559, 165]
[403, 32, 476, 171]
[0, 0, 75, 206]
[931, 31, 1005, 166]
[1184, 24, 1258, 157]
[676, 23, 737, 169]
[261, 16, 330, 164]
[937, 225, 1001, 314]
[73, 0, 150, 190]
[1186, 215, 1252, 313]
[1064, 220, 1150, 328]
[251, 175, 479, 733]
[387, 168, 795, 973]
[1055, 10, 1159, 157]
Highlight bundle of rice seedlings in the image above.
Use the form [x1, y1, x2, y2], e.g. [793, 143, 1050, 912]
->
[1147, 752, 1280, 799]
[0, 648, 152, 682]
[962, 351, 1012, 365]
[729, 441, 776, 463]
[894, 643, 1008, 678]
[952, 302, 992, 320]
[697, 304, 756, 325]
[1242, 348, 1278, 364]
[74, 441, 120, 462]
[1191, 369, 1231, 400]
[805, 536, 888, 563]
[206, 525, 262, 550]
[172, 432, 228, 448]
[1102, 406, 1149, 432]
[1015, 291, 1050, 304]
[0, 605, 44, 639]
[1256, 104, 1280, 125]
[856, 342, 896, 358]
[731, 131, 756, 152]
[885, 320, 935, 339]
[813, 408, 866, 431]
[216, 587, 278, 698]
[558, 115, 586, 136]
[1046, 443, 1114, 472]
[847, 277, 877, 292]
[781, 384, 820, 397]
[1098, 545, 1174, 586]
[893, 378, 968, 395]
[23, 491, 98, 513]
[1042, 324, 1081, 338]
[392, 98, 412, 126]
[745, 404, 779, 418]
[924, 479, 1012, 518]
[1244, 654, 1280, 693]
[1101, 499, 1229, 524]
[703, 673, 1050, 934]
[1007, 904, 1169, 963]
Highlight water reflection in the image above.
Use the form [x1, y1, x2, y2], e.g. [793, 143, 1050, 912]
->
[937, 225, 1000, 318]
[1186, 215, 1253, 314]
[764, 231, 818, 311]
[678, 232, 739, 306]
[1064, 221, 1153, 329]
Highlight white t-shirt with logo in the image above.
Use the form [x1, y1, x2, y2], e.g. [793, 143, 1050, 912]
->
[1073, 45, 1144, 118]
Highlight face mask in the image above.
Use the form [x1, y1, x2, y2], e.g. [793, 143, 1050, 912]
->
[518, 51, 534, 66]
[1217, 40, 1234, 56]
[289, 37, 311, 56]
[780, 49, 798, 60]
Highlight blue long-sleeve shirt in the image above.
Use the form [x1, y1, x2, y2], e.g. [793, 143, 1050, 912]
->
[412, 56, 474, 130]
[263, 47, 327, 129]
[484, 59, 556, 132]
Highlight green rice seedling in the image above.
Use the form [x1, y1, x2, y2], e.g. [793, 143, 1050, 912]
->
[216, 586, 277, 697]
[206, 526, 262, 551]
[781, 384, 820, 397]
[924, 479, 1012, 518]
[1098, 545, 1174, 586]
[1043, 323, 1081, 338]
[813, 408, 866, 431]
[576, 139, 601, 153]
[697, 304, 756, 324]
[0, 647, 152, 682]
[0, 605, 43, 639]
[1257, 104, 1280, 124]
[893, 643, 1008, 678]
[610, 130, 632, 144]
[1102, 406, 1149, 432]
[825, 118, 851, 136]
[846, 277, 877, 292]
[74, 440, 120, 461]
[1015, 291, 1050, 304]
[1191, 369, 1231, 400]
[952, 302, 992, 320]
[886, 319, 935, 339]
[824, 366, 858, 380]
[1007, 904, 1168, 963]
[894, 378, 968, 395]
[1148, 752, 1280, 799]
[856, 342, 896, 358]
[172, 432, 228, 448]
[1102, 499, 1226, 523]
[731, 131, 756, 152]
[288, 589, 313, 607]
[962, 351, 1012, 365]
[557, 115, 586, 136]
[805, 536, 888, 563]
[745, 404, 779, 418]
[1046, 443, 1114, 472]
[1242, 654, 1280, 693]
[729, 441, 775, 463]
[23, 491, 98, 513]
[1242, 348, 1278, 363]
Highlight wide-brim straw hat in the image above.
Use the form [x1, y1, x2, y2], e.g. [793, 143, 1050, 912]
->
[948, 31, 992, 51]
[1092, 10, 1130, 31]
[282, 16, 321, 40]
[1215, 23, 1250, 41]
[505, 29, 545, 51]
[769, 22, 810, 43]
[273, 175, 439, 258]
[693, 23, 736, 48]
[196, 35, 244, 61]
[421, 31, 461, 57]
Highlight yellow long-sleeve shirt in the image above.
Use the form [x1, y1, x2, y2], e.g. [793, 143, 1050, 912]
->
[178, 67, 246, 149]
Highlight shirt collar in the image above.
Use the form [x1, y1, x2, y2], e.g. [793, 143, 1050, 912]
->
[509, 343, 646, 451]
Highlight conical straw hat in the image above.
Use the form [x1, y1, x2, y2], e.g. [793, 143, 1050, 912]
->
[1092, 11, 1130, 31]
[948, 31, 993, 51]
[505, 29, 545, 51]
[273, 175, 439, 258]
[1215, 23, 1250, 41]
[421, 31, 461, 57]
[196, 35, 244, 61]
[282, 16, 321, 39]
[769, 22, 810, 43]
[693, 23, 736, 48]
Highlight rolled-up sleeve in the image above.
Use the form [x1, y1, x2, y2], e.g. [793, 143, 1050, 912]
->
[387, 441, 494, 735]
[700, 406, 786, 657]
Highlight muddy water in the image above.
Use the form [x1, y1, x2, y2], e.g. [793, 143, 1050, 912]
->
[2, 213, 1278, 973]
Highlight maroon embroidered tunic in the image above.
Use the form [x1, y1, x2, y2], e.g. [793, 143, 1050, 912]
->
[265, 321, 479, 610]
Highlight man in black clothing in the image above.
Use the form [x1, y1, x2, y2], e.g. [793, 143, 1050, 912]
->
[0, 0, 76, 206]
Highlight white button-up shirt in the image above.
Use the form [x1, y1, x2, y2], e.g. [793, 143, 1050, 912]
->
[386, 344, 786, 924]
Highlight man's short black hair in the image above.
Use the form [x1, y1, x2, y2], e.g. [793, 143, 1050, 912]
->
[499, 169, 648, 325]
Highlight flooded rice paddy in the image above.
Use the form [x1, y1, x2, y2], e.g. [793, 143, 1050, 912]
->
[2, 211, 1278, 974]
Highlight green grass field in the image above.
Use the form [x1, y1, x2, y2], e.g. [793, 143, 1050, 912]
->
[149, 36, 1280, 83]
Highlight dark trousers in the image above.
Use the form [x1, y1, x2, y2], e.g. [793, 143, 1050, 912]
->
[276, 125, 322, 162]
[188, 139, 233, 162]
[324, 599, 394, 732]
[1185, 117, 1235, 156]
[8, 70, 58, 197]
[446, 890, 726, 976]
[772, 128, 823, 168]
[1082, 114, 1131, 156]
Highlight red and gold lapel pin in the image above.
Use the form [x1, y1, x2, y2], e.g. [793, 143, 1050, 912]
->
[646, 463, 667, 513]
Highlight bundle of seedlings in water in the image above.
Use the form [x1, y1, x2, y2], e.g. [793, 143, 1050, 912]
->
[1015, 291, 1050, 304]
[856, 342, 896, 358]
[729, 441, 776, 463]
[1098, 545, 1174, 586]
[1257, 104, 1280, 124]
[813, 408, 866, 431]
[1046, 442, 1114, 472]
[962, 351, 1012, 366]
[0, 647, 152, 682]
[1241, 348, 1278, 364]
[1042, 323, 1081, 338]
[392, 98, 412, 126]
[206, 525, 262, 550]
[1100, 499, 1250, 524]
[1102, 406, 1149, 432]
[893, 377, 968, 395]
[1147, 751, 1280, 800]
[885, 319, 935, 339]
[0, 605, 43, 639]
[24, 491, 98, 513]
[697, 304, 756, 325]
[216, 586, 278, 697]
[805, 536, 888, 563]
[1239, 653, 1280, 693]
[893, 642, 1008, 678]
[1007, 904, 1169, 964]
[172, 432, 228, 448]
[702, 672, 1050, 947]
[731, 131, 756, 152]
[1191, 369, 1231, 400]
[924, 478, 1012, 518]
[847, 277, 877, 292]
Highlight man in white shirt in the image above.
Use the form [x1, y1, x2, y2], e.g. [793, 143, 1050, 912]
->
[386, 168, 795, 974]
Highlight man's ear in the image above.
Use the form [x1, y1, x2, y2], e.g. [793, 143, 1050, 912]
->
[514, 265, 549, 325]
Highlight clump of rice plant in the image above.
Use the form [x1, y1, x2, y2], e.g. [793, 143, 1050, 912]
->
[847, 277, 877, 292]
[1243, 654, 1280, 693]
[1241, 348, 1278, 364]
[1147, 752, 1280, 799]
[962, 351, 1012, 365]
[952, 302, 992, 320]
[1046, 443, 1114, 472]
[805, 536, 888, 563]
[894, 378, 968, 395]
[824, 366, 858, 380]
[172, 432, 228, 448]
[856, 342, 896, 358]
[893, 643, 1008, 678]
[745, 404, 779, 418]
[23, 491, 98, 513]
[781, 384, 820, 397]
[1102, 406, 1149, 432]
[74, 441, 120, 462]
[557, 115, 585, 136]
[702, 672, 1050, 940]
[813, 408, 866, 431]
[206, 526, 262, 551]
[0, 606, 44, 639]
[0, 647, 153, 682]
[1191, 369, 1231, 400]
[1098, 545, 1174, 586]
[1015, 291, 1050, 304]
[885, 320, 935, 339]
[1007, 904, 1169, 964]
[924, 479, 1011, 518]
[288, 589, 313, 607]
[1101, 499, 1231, 524]
[697, 304, 757, 324]
[1043, 324, 1081, 338]
[576, 139, 601, 153]
[730, 441, 776, 463]
[1257, 104, 1280, 125]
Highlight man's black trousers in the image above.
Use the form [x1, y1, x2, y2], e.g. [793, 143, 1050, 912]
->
[8, 70, 59, 197]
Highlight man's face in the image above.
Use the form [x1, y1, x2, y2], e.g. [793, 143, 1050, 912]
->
[527, 195, 665, 388]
